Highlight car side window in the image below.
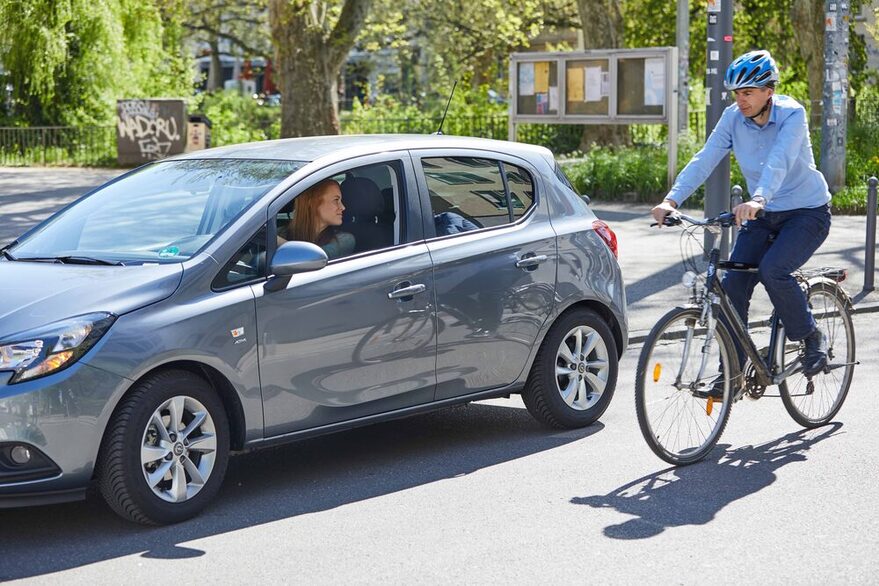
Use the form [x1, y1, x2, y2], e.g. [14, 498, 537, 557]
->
[421, 157, 536, 237]
[274, 161, 404, 261]
[505, 163, 535, 221]
[213, 225, 267, 290]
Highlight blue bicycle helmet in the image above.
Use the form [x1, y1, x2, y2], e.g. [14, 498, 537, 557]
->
[724, 50, 779, 91]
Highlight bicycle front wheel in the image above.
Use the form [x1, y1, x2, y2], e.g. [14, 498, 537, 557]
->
[779, 282, 855, 427]
[635, 307, 736, 465]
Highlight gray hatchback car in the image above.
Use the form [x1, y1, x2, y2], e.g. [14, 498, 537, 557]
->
[0, 135, 626, 524]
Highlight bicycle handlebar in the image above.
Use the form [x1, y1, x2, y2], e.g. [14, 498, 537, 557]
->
[650, 209, 764, 228]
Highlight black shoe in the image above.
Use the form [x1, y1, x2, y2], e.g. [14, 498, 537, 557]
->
[801, 329, 828, 377]
[693, 374, 725, 399]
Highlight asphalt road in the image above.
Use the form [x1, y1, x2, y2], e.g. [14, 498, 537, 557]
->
[0, 314, 876, 583]
[1, 167, 877, 583]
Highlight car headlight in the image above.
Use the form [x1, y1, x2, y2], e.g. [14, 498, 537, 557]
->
[0, 312, 116, 383]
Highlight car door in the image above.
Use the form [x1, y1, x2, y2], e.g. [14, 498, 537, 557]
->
[253, 154, 437, 437]
[411, 150, 557, 400]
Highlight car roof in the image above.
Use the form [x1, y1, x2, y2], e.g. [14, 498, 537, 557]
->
[171, 134, 555, 167]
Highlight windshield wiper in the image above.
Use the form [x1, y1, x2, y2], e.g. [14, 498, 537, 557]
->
[16, 255, 125, 266]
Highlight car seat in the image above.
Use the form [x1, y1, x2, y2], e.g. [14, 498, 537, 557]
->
[341, 177, 394, 253]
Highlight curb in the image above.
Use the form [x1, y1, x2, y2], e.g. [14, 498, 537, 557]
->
[628, 298, 879, 345]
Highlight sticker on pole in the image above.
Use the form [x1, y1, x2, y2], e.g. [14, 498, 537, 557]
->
[826, 13, 837, 31]
[707, 0, 721, 12]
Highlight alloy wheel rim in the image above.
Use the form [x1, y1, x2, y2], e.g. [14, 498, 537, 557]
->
[140, 395, 218, 503]
[555, 325, 610, 411]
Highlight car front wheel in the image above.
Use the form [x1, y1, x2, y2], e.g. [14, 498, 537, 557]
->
[522, 307, 618, 428]
[98, 369, 230, 525]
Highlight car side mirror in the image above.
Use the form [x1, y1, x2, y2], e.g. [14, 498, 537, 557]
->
[270, 241, 328, 276]
[264, 241, 328, 293]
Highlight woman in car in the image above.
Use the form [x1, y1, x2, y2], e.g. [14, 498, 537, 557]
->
[280, 178, 355, 259]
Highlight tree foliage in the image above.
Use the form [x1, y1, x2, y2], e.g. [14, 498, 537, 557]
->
[359, 0, 577, 96]
[620, 0, 871, 109]
[185, 0, 270, 91]
[0, 0, 192, 126]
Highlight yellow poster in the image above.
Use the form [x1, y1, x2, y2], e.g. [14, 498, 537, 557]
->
[566, 67, 584, 102]
[535, 62, 550, 93]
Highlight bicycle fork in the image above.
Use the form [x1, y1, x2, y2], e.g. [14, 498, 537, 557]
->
[672, 296, 717, 392]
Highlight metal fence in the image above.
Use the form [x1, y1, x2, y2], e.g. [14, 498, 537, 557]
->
[0, 126, 116, 166]
[4, 106, 873, 167]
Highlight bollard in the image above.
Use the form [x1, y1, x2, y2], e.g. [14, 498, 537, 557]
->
[866, 176, 878, 291]
[729, 185, 743, 249]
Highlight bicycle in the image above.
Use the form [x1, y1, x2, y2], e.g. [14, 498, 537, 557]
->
[634, 211, 857, 465]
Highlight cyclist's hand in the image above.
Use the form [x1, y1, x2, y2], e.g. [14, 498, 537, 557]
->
[733, 200, 763, 227]
[651, 200, 678, 227]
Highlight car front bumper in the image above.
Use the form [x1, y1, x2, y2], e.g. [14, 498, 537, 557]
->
[0, 362, 129, 506]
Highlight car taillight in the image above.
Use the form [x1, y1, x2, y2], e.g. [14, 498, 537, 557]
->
[592, 220, 618, 259]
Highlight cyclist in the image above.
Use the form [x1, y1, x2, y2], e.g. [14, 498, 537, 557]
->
[651, 50, 832, 383]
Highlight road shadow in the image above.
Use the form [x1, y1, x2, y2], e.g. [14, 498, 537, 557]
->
[570, 423, 842, 540]
[0, 402, 602, 579]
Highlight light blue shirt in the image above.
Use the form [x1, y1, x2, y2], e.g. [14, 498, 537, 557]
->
[666, 95, 831, 211]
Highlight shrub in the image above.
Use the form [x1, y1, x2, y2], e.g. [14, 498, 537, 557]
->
[195, 91, 280, 147]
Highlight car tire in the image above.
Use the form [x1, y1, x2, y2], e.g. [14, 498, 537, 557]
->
[98, 369, 230, 525]
[522, 308, 618, 429]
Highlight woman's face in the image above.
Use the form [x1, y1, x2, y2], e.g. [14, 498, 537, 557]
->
[316, 183, 345, 229]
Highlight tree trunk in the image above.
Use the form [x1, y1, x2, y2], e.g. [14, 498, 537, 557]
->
[576, 0, 629, 148]
[207, 38, 223, 92]
[273, 20, 341, 136]
[269, 0, 371, 138]
[790, 0, 825, 124]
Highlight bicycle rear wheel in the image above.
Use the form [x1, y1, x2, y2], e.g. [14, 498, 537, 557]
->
[635, 307, 736, 465]
[779, 282, 855, 427]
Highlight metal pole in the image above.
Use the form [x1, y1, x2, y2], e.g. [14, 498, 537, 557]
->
[676, 0, 690, 133]
[730, 184, 743, 249]
[668, 47, 679, 189]
[820, 0, 850, 192]
[866, 176, 878, 291]
[704, 0, 733, 257]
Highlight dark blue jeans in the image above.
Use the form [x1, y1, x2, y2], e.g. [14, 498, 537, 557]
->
[721, 205, 831, 366]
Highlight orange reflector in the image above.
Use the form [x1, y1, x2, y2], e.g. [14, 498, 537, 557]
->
[706, 396, 714, 416]
[652, 363, 661, 382]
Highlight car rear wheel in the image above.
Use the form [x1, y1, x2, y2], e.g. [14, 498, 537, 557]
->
[522, 307, 618, 428]
[98, 369, 229, 525]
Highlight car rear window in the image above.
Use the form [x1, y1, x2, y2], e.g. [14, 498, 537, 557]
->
[421, 156, 536, 236]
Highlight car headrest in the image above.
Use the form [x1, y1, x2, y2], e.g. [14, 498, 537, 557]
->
[341, 177, 384, 216]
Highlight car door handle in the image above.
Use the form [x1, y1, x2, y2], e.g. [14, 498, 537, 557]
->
[388, 283, 426, 300]
[515, 254, 548, 269]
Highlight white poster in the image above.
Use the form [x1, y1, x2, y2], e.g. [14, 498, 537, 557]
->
[644, 57, 665, 106]
[600, 71, 610, 97]
[585, 66, 602, 102]
[519, 63, 535, 97]
[548, 86, 559, 111]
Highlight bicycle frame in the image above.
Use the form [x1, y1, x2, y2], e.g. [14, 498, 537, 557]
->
[702, 247, 801, 388]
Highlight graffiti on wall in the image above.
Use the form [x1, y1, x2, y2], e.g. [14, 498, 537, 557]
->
[117, 99, 187, 165]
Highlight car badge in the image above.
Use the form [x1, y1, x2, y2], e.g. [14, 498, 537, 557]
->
[230, 327, 245, 338]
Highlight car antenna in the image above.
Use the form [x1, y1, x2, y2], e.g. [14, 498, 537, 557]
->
[434, 80, 458, 135]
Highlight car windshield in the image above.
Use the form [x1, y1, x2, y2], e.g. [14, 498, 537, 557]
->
[9, 159, 304, 264]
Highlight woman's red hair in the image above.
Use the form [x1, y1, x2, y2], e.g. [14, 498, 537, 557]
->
[291, 179, 341, 244]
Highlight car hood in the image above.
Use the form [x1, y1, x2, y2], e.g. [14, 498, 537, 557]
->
[0, 261, 183, 339]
